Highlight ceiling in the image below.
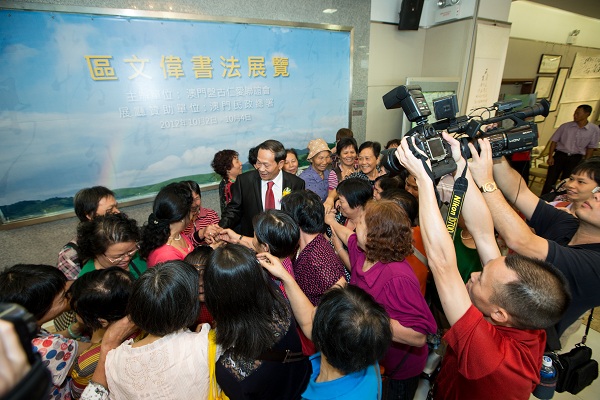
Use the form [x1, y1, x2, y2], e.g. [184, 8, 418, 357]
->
[518, 0, 600, 20]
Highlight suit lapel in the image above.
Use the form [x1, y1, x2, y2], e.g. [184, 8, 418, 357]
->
[252, 171, 263, 211]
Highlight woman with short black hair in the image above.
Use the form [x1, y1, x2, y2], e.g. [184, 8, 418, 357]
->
[68, 267, 138, 398]
[104, 260, 211, 399]
[205, 244, 311, 400]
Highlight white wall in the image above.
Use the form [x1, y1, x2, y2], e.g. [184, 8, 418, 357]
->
[509, 1, 600, 48]
[366, 23, 427, 144]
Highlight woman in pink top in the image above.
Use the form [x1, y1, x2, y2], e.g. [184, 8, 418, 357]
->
[140, 182, 194, 267]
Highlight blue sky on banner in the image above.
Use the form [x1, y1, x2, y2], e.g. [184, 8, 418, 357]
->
[0, 9, 350, 204]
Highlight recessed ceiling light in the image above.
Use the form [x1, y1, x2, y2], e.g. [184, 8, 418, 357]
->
[323, 9, 338, 14]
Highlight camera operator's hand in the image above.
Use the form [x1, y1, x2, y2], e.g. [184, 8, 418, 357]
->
[441, 131, 467, 174]
[395, 137, 430, 180]
[467, 138, 495, 186]
[0, 320, 31, 397]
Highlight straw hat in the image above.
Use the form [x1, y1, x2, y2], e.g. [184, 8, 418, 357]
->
[307, 138, 331, 160]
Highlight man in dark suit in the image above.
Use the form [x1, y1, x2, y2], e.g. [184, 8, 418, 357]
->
[219, 139, 305, 236]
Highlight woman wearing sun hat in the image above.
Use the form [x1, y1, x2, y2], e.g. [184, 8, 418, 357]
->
[299, 138, 338, 202]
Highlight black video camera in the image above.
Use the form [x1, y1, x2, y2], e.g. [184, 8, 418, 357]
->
[380, 85, 550, 178]
[381, 85, 456, 179]
[450, 98, 550, 159]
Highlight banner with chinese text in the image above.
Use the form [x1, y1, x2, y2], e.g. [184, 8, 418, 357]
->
[0, 8, 351, 223]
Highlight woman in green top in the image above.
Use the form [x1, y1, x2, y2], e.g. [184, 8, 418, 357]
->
[77, 213, 147, 278]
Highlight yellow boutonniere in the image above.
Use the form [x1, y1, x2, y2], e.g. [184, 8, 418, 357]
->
[282, 187, 292, 197]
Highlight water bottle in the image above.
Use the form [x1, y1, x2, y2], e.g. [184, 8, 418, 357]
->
[532, 355, 557, 399]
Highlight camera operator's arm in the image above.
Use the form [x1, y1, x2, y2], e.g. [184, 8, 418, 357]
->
[442, 133, 501, 265]
[468, 139, 549, 260]
[395, 138, 471, 326]
[470, 143, 539, 220]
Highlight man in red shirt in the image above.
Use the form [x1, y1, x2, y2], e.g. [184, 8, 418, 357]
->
[395, 134, 571, 400]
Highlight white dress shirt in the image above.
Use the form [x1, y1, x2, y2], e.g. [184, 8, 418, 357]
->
[260, 169, 284, 210]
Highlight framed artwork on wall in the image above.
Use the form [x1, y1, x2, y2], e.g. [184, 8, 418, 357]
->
[534, 76, 555, 99]
[538, 54, 562, 74]
[549, 67, 570, 112]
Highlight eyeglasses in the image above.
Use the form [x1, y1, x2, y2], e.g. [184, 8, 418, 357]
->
[592, 186, 600, 194]
[104, 244, 139, 264]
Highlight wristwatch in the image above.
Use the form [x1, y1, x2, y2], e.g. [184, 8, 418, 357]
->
[479, 182, 498, 193]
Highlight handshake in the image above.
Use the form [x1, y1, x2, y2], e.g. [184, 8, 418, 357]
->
[199, 224, 246, 247]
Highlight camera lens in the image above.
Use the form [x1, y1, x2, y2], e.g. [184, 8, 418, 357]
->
[379, 148, 405, 174]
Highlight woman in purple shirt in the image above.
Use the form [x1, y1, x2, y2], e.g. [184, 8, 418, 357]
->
[326, 199, 436, 400]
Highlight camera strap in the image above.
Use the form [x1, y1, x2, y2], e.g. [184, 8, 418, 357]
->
[407, 138, 443, 207]
[444, 162, 468, 240]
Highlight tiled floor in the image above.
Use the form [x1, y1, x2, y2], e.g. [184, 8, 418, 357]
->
[529, 323, 600, 400]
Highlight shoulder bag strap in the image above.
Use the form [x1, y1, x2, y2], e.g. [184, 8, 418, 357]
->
[385, 349, 411, 379]
[582, 308, 594, 345]
[412, 245, 428, 267]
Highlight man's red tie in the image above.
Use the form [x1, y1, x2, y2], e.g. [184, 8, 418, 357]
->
[265, 181, 275, 210]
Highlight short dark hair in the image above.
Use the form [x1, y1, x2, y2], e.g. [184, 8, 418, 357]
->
[184, 246, 214, 303]
[359, 141, 381, 158]
[74, 186, 115, 222]
[490, 254, 571, 330]
[312, 285, 391, 374]
[578, 104, 592, 115]
[248, 146, 258, 166]
[286, 148, 299, 159]
[258, 140, 286, 163]
[0, 264, 66, 322]
[336, 137, 358, 155]
[335, 128, 354, 141]
[375, 175, 402, 191]
[380, 188, 418, 226]
[181, 180, 201, 197]
[281, 190, 325, 234]
[211, 150, 239, 179]
[68, 267, 133, 331]
[364, 200, 413, 262]
[78, 213, 141, 261]
[140, 182, 192, 259]
[205, 244, 289, 359]
[253, 210, 300, 258]
[571, 159, 600, 185]
[385, 139, 401, 149]
[184, 245, 214, 267]
[128, 260, 200, 336]
[337, 178, 373, 209]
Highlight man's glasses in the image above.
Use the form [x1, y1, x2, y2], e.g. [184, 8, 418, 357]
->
[104, 244, 139, 264]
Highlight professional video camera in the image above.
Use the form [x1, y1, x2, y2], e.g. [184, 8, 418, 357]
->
[380, 85, 550, 179]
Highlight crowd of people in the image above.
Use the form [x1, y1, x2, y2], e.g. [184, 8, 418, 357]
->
[1, 105, 600, 400]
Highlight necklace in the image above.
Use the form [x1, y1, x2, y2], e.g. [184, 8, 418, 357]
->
[460, 230, 472, 240]
[168, 234, 182, 243]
